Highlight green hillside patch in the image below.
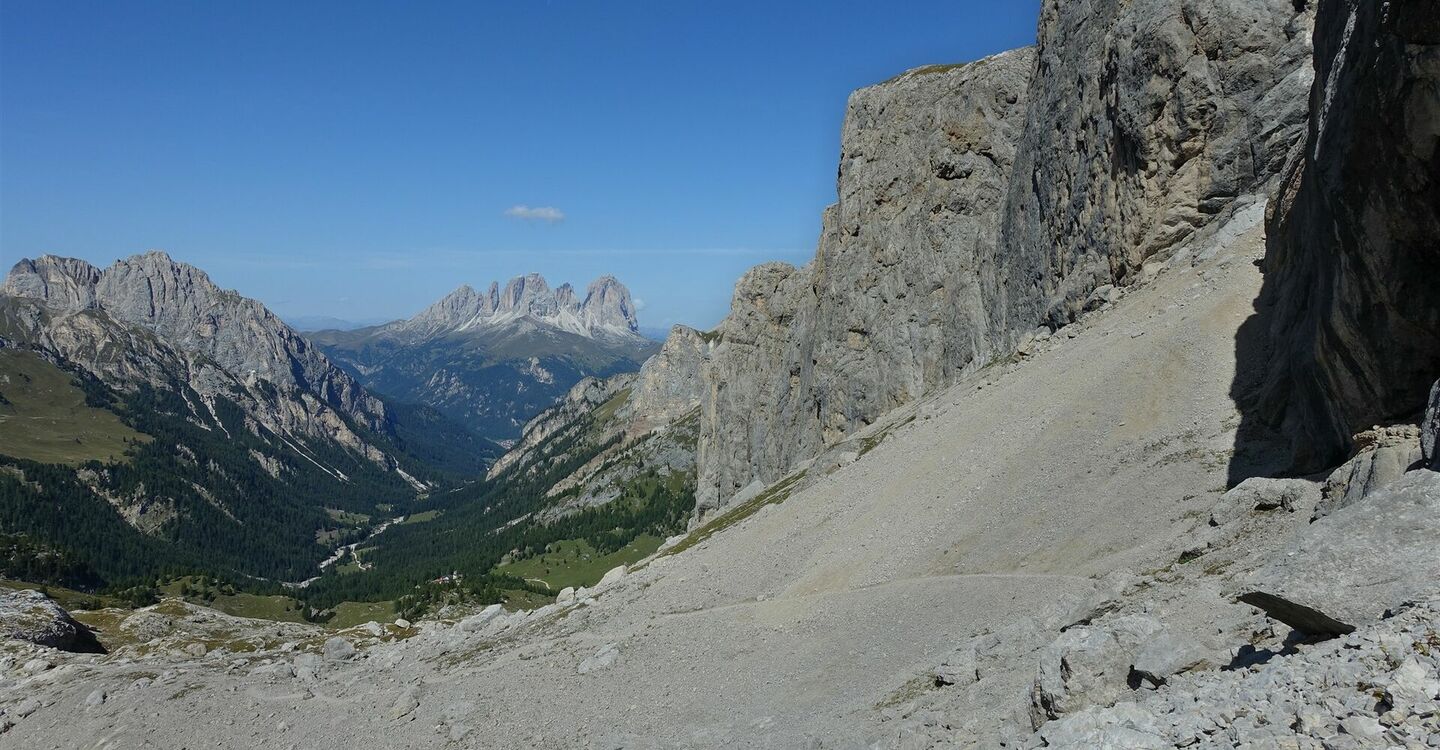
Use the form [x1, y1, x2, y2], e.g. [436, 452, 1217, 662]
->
[328, 600, 396, 629]
[0, 349, 147, 464]
[159, 577, 308, 623]
[399, 509, 442, 525]
[591, 387, 632, 426]
[496, 535, 663, 591]
[0, 577, 124, 612]
[324, 508, 371, 525]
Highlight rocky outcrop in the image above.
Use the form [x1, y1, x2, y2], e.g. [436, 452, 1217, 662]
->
[1315, 425, 1423, 520]
[485, 325, 708, 519]
[0, 589, 105, 654]
[695, 49, 1035, 516]
[1031, 597, 1440, 749]
[1237, 0, 1440, 474]
[1426, 381, 1440, 471]
[619, 325, 711, 429]
[486, 374, 637, 480]
[2, 257, 100, 314]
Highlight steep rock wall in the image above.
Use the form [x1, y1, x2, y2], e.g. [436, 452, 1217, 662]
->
[994, 0, 1314, 335]
[695, 50, 1035, 517]
[1235, 0, 1440, 475]
[694, 0, 1316, 517]
[620, 325, 712, 429]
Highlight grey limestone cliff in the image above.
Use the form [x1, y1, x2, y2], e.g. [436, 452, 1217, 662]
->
[609, 324, 712, 431]
[696, 49, 1035, 517]
[995, 0, 1314, 335]
[692, 0, 1317, 517]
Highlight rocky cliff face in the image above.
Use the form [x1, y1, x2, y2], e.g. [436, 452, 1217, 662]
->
[620, 325, 711, 429]
[485, 374, 638, 480]
[995, 0, 1314, 335]
[692, 0, 1317, 517]
[695, 50, 1035, 516]
[1, 251, 394, 463]
[1235, 0, 1440, 475]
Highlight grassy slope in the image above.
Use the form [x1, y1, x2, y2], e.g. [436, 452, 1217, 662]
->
[0, 349, 148, 464]
[0, 577, 125, 611]
[329, 600, 396, 629]
[496, 535, 663, 591]
[660, 471, 806, 557]
[157, 578, 308, 623]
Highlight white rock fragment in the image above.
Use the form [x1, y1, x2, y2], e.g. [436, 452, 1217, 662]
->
[597, 565, 627, 589]
[458, 604, 503, 633]
[577, 643, 620, 675]
[323, 637, 356, 662]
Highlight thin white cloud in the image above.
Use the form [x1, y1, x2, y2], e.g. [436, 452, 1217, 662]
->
[505, 205, 566, 223]
[633, 297, 647, 310]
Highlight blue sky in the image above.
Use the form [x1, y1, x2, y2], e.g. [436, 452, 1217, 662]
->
[1, 1, 1040, 330]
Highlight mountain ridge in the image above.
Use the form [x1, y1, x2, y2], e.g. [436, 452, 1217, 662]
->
[4, 0, 1440, 747]
[3, 250, 393, 457]
[373, 272, 642, 343]
[309, 272, 657, 440]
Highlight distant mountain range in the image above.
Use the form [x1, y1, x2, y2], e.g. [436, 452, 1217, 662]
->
[308, 273, 659, 441]
[0, 251, 500, 588]
[284, 315, 392, 332]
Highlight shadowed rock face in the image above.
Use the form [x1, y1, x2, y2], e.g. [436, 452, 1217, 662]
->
[1233, 0, 1440, 477]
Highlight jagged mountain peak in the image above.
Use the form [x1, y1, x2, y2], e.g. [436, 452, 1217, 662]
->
[388, 272, 642, 341]
[581, 274, 640, 336]
[4, 255, 103, 313]
[310, 271, 657, 440]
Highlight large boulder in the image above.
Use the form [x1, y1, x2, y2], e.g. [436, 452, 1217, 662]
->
[0, 589, 105, 653]
[322, 636, 356, 662]
[1239, 471, 1440, 637]
[458, 603, 503, 633]
[1030, 615, 1164, 726]
[577, 643, 620, 675]
[1207, 477, 1317, 526]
